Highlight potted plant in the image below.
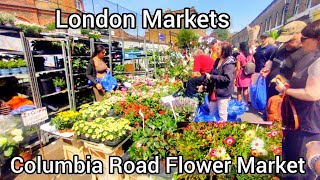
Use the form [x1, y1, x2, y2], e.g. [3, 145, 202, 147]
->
[7, 60, 20, 74]
[0, 12, 15, 27]
[16, 24, 42, 37]
[16, 58, 28, 74]
[50, 110, 81, 133]
[15, 148, 32, 169]
[0, 61, 10, 75]
[52, 77, 65, 92]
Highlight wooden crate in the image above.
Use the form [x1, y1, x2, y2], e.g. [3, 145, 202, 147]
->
[83, 141, 125, 180]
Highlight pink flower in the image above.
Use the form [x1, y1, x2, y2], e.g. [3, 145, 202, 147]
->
[218, 122, 225, 129]
[208, 122, 212, 125]
[271, 130, 279, 137]
[137, 89, 142, 92]
[267, 133, 273, 138]
[210, 150, 217, 157]
[214, 123, 219, 128]
[225, 136, 235, 146]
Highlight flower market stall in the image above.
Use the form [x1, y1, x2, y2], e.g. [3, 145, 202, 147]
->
[32, 74, 282, 180]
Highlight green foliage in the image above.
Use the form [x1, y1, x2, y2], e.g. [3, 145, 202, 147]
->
[16, 24, 42, 36]
[45, 22, 56, 31]
[177, 28, 198, 47]
[52, 77, 65, 88]
[114, 74, 125, 82]
[7, 60, 18, 68]
[0, 12, 15, 25]
[269, 30, 280, 40]
[212, 28, 231, 41]
[0, 61, 9, 69]
[72, 58, 89, 71]
[114, 64, 126, 72]
[16, 58, 27, 67]
[73, 43, 90, 55]
[81, 28, 90, 35]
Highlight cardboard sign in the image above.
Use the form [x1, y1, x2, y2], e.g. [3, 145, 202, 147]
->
[21, 107, 49, 126]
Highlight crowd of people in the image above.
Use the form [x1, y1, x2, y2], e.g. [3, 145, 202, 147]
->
[185, 20, 320, 179]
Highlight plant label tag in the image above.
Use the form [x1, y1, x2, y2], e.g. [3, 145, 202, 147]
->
[21, 107, 48, 126]
[139, 109, 145, 131]
[161, 95, 175, 104]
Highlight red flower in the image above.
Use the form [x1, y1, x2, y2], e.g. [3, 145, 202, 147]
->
[267, 133, 273, 138]
[159, 110, 165, 115]
[218, 122, 225, 129]
[210, 150, 217, 157]
[273, 147, 282, 155]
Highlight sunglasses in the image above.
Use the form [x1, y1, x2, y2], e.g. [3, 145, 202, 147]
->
[301, 36, 310, 43]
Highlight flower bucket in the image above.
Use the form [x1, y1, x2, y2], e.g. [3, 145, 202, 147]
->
[0, 69, 10, 75]
[19, 67, 28, 74]
[15, 149, 32, 169]
[9, 68, 21, 75]
[55, 87, 61, 92]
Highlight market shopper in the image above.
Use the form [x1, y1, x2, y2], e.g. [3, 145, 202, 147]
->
[236, 42, 254, 106]
[252, 33, 277, 85]
[185, 49, 214, 97]
[260, 21, 306, 100]
[205, 42, 236, 121]
[86, 45, 109, 102]
[275, 20, 320, 180]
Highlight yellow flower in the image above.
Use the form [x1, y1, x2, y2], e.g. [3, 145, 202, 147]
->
[85, 133, 89, 137]
[240, 124, 246, 130]
[84, 126, 89, 130]
[92, 135, 96, 139]
[245, 130, 256, 139]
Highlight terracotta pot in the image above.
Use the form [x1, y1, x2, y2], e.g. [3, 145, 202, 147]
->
[161, 159, 166, 171]
[164, 74, 169, 82]
[59, 129, 74, 133]
[15, 150, 32, 168]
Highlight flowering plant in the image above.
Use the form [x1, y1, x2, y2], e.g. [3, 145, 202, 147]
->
[72, 117, 131, 142]
[0, 128, 24, 158]
[176, 122, 282, 179]
[50, 110, 81, 131]
[161, 96, 198, 121]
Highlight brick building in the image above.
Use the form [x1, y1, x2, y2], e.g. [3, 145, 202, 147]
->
[145, 7, 206, 45]
[0, 0, 84, 25]
[229, 0, 320, 45]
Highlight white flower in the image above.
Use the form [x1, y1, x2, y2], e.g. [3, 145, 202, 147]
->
[12, 136, 24, 143]
[251, 138, 265, 150]
[221, 153, 231, 161]
[11, 129, 23, 136]
[215, 146, 227, 158]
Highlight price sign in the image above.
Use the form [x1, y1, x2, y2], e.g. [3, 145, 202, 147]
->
[161, 95, 175, 104]
[21, 107, 49, 126]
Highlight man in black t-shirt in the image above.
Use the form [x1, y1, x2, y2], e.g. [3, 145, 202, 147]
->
[260, 21, 307, 100]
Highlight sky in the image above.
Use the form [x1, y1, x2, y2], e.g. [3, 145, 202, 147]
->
[83, 0, 273, 34]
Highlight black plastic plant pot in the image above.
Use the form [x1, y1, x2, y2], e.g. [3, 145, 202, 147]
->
[177, 122, 190, 129]
[39, 78, 55, 95]
[79, 134, 88, 141]
[104, 136, 127, 147]
[90, 138, 100, 143]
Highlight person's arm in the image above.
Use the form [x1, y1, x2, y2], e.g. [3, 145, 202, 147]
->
[235, 56, 241, 78]
[207, 64, 235, 83]
[86, 62, 98, 85]
[276, 59, 320, 101]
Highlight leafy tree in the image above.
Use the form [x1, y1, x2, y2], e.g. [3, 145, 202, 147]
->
[177, 28, 199, 48]
[212, 28, 231, 41]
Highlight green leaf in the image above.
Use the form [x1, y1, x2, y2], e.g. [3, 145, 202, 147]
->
[4, 147, 13, 157]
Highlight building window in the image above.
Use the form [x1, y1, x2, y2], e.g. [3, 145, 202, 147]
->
[265, 19, 268, 32]
[268, 16, 272, 30]
[76, 0, 82, 11]
[293, 0, 299, 15]
[306, 0, 312, 9]
[281, 7, 286, 25]
[275, 11, 279, 27]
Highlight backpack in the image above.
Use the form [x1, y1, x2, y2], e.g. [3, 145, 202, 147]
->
[267, 93, 299, 130]
[243, 55, 256, 75]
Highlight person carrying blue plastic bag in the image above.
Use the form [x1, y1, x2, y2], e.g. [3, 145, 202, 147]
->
[86, 45, 117, 102]
[250, 75, 267, 112]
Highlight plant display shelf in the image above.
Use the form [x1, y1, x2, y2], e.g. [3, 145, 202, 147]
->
[48, 105, 70, 116]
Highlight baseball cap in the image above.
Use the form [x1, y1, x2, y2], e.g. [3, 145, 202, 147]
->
[260, 32, 270, 38]
[276, 21, 307, 43]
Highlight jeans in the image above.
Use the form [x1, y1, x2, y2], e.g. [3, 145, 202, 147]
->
[282, 129, 320, 180]
[208, 98, 230, 121]
[185, 76, 205, 98]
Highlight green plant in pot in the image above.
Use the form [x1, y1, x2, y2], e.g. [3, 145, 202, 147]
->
[7, 60, 21, 74]
[16, 58, 28, 74]
[0, 61, 10, 75]
[53, 77, 65, 92]
[0, 12, 15, 26]
[114, 64, 126, 72]
[16, 24, 42, 37]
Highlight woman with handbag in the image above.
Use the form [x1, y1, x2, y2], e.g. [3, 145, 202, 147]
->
[236, 42, 254, 108]
[204, 42, 236, 122]
[86, 45, 109, 102]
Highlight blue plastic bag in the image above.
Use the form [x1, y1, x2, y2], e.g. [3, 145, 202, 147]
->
[194, 105, 219, 122]
[10, 105, 36, 115]
[250, 75, 267, 111]
[101, 74, 118, 92]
